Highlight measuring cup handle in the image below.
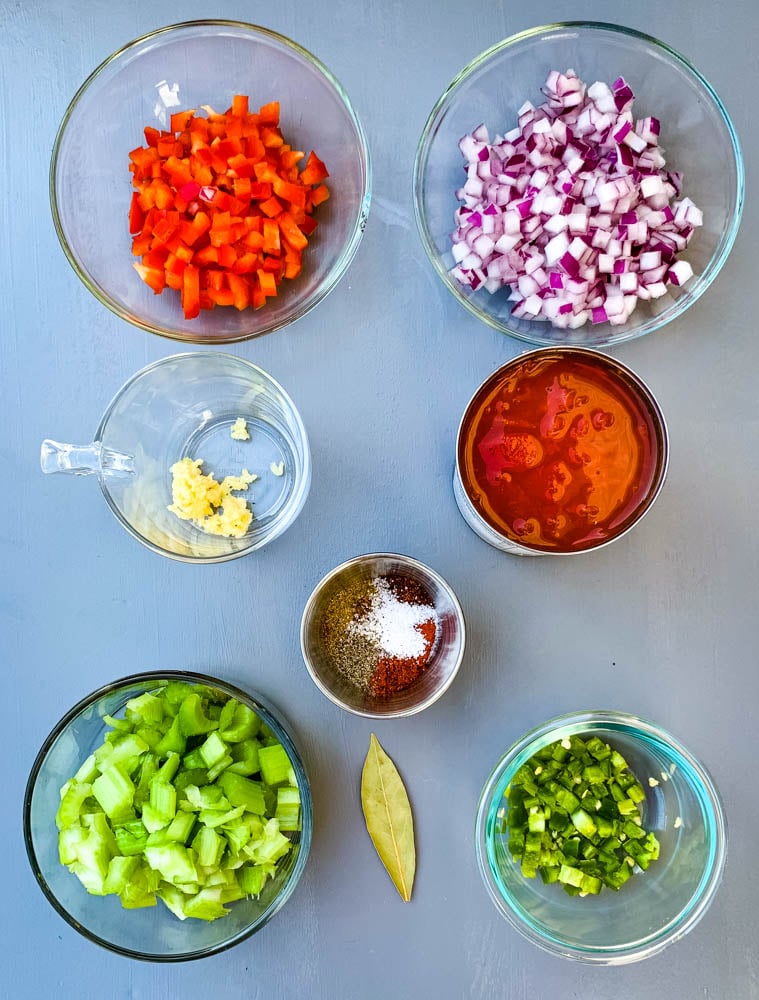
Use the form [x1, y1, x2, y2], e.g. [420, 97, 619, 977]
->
[40, 440, 134, 476]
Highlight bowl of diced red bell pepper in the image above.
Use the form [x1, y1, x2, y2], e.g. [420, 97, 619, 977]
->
[51, 20, 371, 343]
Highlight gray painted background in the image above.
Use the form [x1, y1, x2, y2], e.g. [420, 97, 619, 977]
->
[2, 1, 757, 997]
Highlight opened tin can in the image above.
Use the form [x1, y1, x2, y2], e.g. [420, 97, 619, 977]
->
[454, 347, 669, 556]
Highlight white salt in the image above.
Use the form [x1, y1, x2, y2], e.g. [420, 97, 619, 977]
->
[348, 578, 438, 658]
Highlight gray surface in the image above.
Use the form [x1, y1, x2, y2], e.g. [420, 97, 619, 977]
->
[2, 1, 756, 997]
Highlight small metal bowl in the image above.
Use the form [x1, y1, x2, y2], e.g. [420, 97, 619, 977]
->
[300, 553, 466, 718]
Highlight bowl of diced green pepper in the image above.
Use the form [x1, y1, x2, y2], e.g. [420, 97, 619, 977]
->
[475, 710, 726, 964]
[23, 671, 312, 961]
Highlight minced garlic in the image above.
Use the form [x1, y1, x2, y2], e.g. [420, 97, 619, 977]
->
[168, 457, 257, 538]
[270, 461, 285, 477]
[230, 417, 250, 441]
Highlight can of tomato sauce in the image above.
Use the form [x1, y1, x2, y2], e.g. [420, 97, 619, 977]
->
[454, 347, 669, 556]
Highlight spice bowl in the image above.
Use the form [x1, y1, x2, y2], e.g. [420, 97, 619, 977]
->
[476, 710, 726, 964]
[300, 553, 466, 718]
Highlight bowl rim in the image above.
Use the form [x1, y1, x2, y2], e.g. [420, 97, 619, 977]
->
[300, 551, 466, 718]
[475, 708, 727, 964]
[412, 20, 745, 348]
[92, 350, 311, 563]
[454, 345, 671, 555]
[23, 668, 313, 962]
[50, 18, 372, 344]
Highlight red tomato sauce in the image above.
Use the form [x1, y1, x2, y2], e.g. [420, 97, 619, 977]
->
[458, 351, 664, 552]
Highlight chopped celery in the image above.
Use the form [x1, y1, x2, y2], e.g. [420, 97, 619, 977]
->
[199, 731, 229, 769]
[258, 743, 295, 787]
[92, 765, 135, 823]
[183, 887, 228, 921]
[219, 702, 260, 743]
[504, 734, 660, 896]
[56, 781, 94, 830]
[56, 680, 300, 921]
[275, 787, 301, 832]
[178, 693, 218, 738]
[155, 715, 186, 757]
[192, 826, 225, 869]
[217, 772, 266, 814]
[164, 811, 196, 844]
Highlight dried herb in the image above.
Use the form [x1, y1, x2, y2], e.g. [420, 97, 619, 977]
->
[360, 733, 416, 902]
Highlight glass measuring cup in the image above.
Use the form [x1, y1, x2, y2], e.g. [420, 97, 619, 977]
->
[41, 353, 311, 562]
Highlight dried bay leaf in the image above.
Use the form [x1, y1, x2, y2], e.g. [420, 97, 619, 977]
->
[361, 733, 416, 902]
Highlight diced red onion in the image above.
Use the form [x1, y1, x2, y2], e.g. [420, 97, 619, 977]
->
[449, 69, 702, 328]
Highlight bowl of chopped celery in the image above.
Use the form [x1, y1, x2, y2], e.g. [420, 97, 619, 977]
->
[23, 671, 312, 961]
[51, 20, 370, 344]
[475, 710, 726, 964]
[413, 22, 744, 347]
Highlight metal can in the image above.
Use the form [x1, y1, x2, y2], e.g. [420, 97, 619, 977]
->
[454, 347, 669, 556]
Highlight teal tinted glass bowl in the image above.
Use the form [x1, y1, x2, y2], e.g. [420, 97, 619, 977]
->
[24, 671, 312, 961]
[475, 710, 726, 963]
[414, 22, 744, 347]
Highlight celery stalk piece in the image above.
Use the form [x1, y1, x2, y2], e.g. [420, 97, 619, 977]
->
[92, 765, 136, 823]
[217, 772, 267, 815]
[126, 691, 165, 726]
[199, 805, 246, 829]
[238, 864, 269, 897]
[104, 855, 141, 894]
[206, 754, 233, 782]
[164, 811, 196, 844]
[74, 754, 99, 785]
[56, 781, 94, 830]
[155, 715, 187, 757]
[199, 731, 229, 769]
[144, 844, 199, 885]
[157, 882, 188, 920]
[258, 743, 295, 787]
[244, 818, 292, 865]
[102, 714, 132, 732]
[94, 733, 149, 773]
[220, 703, 260, 743]
[114, 820, 149, 857]
[183, 784, 229, 812]
[275, 787, 301, 831]
[149, 778, 177, 824]
[183, 888, 229, 921]
[178, 693, 218, 738]
[192, 826, 225, 869]
[58, 825, 87, 865]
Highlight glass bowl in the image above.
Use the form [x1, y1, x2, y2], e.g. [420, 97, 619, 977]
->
[41, 352, 311, 562]
[23, 670, 313, 962]
[51, 20, 371, 343]
[476, 710, 726, 964]
[300, 553, 466, 718]
[413, 22, 744, 347]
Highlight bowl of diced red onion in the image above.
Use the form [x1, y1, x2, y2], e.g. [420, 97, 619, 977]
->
[413, 22, 744, 347]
